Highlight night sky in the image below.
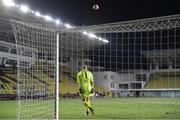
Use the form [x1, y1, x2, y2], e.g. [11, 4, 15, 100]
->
[16, 0, 180, 26]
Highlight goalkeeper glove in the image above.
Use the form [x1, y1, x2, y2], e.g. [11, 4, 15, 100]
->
[90, 88, 94, 94]
[79, 88, 83, 94]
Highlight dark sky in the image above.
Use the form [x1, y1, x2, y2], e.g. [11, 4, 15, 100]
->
[17, 0, 180, 26]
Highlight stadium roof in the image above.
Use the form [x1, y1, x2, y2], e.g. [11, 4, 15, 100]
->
[1, 0, 180, 55]
[75, 14, 180, 33]
[0, 1, 107, 53]
[0, 0, 108, 43]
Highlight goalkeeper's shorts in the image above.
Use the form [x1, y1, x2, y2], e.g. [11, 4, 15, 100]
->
[81, 86, 92, 97]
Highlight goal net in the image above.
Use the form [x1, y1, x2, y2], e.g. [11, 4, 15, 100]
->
[11, 20, 58, 119]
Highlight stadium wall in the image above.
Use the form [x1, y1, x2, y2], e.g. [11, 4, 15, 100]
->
[142, 90, 180, 97]
[93, 71, 150, 92]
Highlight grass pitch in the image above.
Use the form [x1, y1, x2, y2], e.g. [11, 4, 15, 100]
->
[0, 98, 180, 119]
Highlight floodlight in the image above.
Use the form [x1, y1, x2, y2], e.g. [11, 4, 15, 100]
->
[102, 39, 109, 43]
[65, 24, 72, 29]
[98, 37, 103, 41]
[3, 0, 15, 7]
[44, 15, 53, 21]
[35, 11, 41, 17]
[88, 33, 97, 39]
[20, 4, 29, 13]
[83, 31, 88, 35]
[15, 4, 19, 8]
[55, 19, 61, 25]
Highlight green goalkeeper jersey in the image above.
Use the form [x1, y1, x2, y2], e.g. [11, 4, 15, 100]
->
[77, 69, 94, 97]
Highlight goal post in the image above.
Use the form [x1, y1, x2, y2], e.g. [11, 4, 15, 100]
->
[11, 19, 59, 119]
[55, 33, 59, 120]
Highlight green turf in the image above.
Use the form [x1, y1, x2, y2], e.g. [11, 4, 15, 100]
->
[0, 98, 180, 119]
[0, 100, 16, 119]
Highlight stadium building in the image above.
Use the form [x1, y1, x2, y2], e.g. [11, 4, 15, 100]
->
[0, 0, 180, 119]
[0, 0, 180, 98]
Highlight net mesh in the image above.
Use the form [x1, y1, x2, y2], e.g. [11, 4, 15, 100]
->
[6, 15, 180, 119]
[58, 16, 180, 119]
[11, 20, 57, 119]
[59, 16, 180, 97]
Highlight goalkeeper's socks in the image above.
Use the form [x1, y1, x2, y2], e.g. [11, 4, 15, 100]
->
[85, 110, 89, 116]
[89, 107, 94, 115]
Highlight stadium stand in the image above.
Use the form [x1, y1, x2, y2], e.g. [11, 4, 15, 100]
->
[0, 69, 16, 94]
[145, 72, 180, 89]
[0, 61, 109, 99]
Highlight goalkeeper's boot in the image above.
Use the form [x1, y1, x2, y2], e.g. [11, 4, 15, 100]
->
[89, 107, 94, 115]
[85, 108, 89, 116]
[85, 109, 89, 116]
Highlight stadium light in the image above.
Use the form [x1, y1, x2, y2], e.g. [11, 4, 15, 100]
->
[20, 4, 29, 13]
[98, 37, 103, 41]
[3, 0, 15, 7]
[55, 19, 61, 25]
[15, 4, 19, 8]
[65, 24, 72, 29]
[2, 0, 76, 29]
[44, 15, 53, 21]
[82, 31, 108, 43]
[88, 33, 98, 39]
[83, 31, 88, 35]
[35, 11, 41, 17]
[102, 39, 109, 43]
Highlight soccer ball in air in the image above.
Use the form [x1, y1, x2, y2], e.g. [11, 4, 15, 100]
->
[93, 4, 99, 11]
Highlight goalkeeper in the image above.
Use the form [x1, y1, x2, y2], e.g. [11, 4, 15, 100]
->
[77, 65, 94, 116]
